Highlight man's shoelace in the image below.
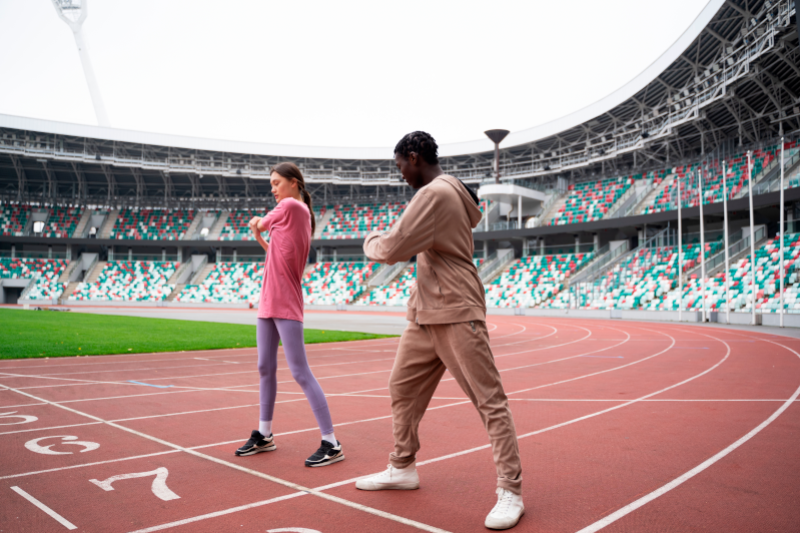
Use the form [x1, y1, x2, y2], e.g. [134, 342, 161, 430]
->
[492, 491, 514, 515]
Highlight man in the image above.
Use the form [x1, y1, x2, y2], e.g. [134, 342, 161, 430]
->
[355, 131, 524, 530]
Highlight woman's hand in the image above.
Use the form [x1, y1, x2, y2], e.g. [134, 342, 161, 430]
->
[249, 216, 262, 234]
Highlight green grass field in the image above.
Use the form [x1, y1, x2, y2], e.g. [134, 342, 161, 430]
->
[0, 309, 395, 359]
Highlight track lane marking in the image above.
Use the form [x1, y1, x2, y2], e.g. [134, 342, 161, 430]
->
[0, 384, 452, 533]
[10, 485, 77, 530]
[577, 333, 800, 533]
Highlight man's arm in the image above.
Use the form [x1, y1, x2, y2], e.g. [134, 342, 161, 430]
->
[363, 191, 435, 264]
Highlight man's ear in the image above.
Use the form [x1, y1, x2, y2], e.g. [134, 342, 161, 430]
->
[408, 152, 419, 167]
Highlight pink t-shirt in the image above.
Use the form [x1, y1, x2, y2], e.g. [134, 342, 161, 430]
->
[257, 198, 311, 322]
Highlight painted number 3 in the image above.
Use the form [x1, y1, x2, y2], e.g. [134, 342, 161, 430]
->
[90, 467, 180, 501]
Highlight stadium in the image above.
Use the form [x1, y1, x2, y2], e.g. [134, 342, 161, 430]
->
[2, 0, 800, 532]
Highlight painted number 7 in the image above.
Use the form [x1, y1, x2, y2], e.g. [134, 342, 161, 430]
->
[89, 467, 180, 501]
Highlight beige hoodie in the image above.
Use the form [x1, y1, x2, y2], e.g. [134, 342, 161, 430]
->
[363, 174, 485, 325]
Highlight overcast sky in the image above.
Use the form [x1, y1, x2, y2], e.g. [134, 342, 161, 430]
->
[0, 0, 710, 149]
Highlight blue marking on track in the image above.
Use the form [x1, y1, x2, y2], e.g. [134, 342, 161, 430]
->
[580, 355, 624, 358]
[128, 380, 173, 388]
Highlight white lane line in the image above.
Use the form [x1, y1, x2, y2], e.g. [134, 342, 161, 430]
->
[0, 402, 46, 409]
[10, 485, 77, 530]
[507, 398, 799, 402]
[0, 422, 102, 436]
[0, 337, 398, 371]
[127, 493, 309, 533]
[0, 385, 451, 533]
[577, 334, 800, 533]
[1, 450, 180, 480]
[311, 330, 730, 494]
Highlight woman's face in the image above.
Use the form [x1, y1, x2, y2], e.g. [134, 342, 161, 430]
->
[270, 172, 298, 203]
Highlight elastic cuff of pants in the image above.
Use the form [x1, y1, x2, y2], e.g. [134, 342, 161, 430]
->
[498, 476, 523, 496]
[389, 456, 416, 470]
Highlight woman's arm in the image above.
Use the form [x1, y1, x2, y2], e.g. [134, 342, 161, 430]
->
[249, 216, 269, 254]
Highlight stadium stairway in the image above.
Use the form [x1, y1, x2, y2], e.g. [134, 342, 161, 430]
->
[634, 174, 674, 215]
[100, 210, 119, 239]
[733, 150, 781, 199]
[314, 209, 335, 239]
[206, 211, 229, 241]
[85, 261, 107, 284]
[479, 249, 517, 283]
[703, 227, 769, 278]
[58, 281, 80, 304]
[166, 284, 185, 302]
[190, 262, 215, 285]
[182, 213, 205, 241]
[72, 209, 93, 239]
[539, 192, 567, 226]
[57, 260, 79, 284]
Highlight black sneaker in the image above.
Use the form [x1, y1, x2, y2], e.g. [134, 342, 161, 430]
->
[234, 430, 276, 456]
[304, 440, 345, 467]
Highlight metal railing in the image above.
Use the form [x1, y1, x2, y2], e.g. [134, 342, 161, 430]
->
[705, 225, 766, 273]
[569, 241, 630, 285]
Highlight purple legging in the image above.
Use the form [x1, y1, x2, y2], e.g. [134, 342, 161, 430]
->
[257, 317, 334, 435]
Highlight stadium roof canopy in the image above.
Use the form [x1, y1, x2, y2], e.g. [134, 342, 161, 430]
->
[1, 0, 798, 204]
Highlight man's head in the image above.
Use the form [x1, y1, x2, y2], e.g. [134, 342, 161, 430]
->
[394, 131, 440, 189]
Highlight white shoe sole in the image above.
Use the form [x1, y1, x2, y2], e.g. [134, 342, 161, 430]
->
[485, 509, 524, 530]
[234, 444, 277, 456]
[305, 454, 345, 467]
[355, 480, 420, 491]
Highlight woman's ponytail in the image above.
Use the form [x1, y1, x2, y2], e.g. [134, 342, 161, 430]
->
[270, 161, 316, 236]
[301, 186, 315, 235]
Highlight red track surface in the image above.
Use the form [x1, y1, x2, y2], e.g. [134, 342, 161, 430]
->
[1, 316, 799, 532]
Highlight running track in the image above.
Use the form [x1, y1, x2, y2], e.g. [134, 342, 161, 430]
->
[1, 316, 799, 532]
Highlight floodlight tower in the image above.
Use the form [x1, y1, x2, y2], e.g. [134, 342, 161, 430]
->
[484, 129, 510, 184]
[51, 0, 110, 127]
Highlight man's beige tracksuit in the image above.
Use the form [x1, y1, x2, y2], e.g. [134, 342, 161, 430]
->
[363, 174, 522, 495]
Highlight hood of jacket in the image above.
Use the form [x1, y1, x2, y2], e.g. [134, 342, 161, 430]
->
[437, 174, 483, 229]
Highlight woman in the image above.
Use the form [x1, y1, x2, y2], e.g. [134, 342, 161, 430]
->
[234, 162, 343, 468]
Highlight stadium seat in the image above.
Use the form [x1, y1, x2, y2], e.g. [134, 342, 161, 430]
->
[303, 262, 379, 304]
[360, 264, 417, 306]
[177, 262, 263, 304]
[110, 208, 194, 240]
[550, 176, 635, 226]
[0, 203, 30, 237]
[0, 257, 67, 300]
[70, 261, 178, 301]
[485, 253, 593, 308]
[40, 205, 84, 238]
[320, 203, 405, 239]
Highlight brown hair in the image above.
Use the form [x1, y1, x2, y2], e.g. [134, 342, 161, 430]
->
[270, 162, 315, 235]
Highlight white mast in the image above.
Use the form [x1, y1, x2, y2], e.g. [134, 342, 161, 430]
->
[50, 0, 110, 127]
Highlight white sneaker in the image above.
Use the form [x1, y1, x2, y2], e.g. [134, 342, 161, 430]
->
[484, 488, 524, 530]
[355, 463, 420, 490]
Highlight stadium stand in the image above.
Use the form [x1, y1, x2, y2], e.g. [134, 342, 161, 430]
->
[70, 261, 178, 301]
[580, 240, 723, 311]
[671, 233, 800, 313]
[641, 143, 794, 214]
[219, 208, 267, 241]
[303, 261, 379, 304]
[320, 203, 405, 239]
[39, 205, 84, 238]
[485, 253, 593, 308]
[0, 203, 29, 237]
[0, 257, 66, 300]
[549, 176, 635, 226]
[177, 262, 262, 304]
[360, 264, 417, 306]
[109, 208, 194, 240]
[218, 206, 325, 240]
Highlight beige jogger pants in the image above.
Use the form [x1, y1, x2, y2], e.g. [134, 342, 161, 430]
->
[388, 319, 522, 495]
